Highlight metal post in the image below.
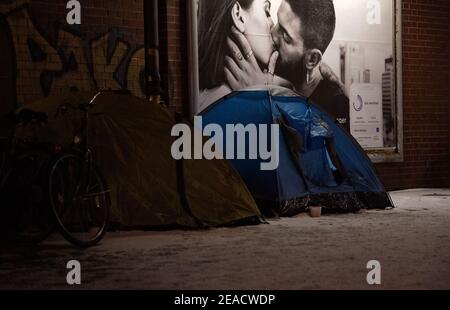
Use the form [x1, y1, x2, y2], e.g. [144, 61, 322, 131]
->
[144, 0, 161, 102]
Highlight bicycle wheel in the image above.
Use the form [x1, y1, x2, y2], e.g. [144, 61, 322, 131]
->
[9, 149, 54, 244]
[48, 153, 110, 247]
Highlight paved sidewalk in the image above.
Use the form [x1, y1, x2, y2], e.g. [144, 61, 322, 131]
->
[1, 189, 449, 290]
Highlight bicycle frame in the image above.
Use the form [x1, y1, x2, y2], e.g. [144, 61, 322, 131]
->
[49, 92, 111, 247]
[55, 91, 104, 195]
[78, 91, 102, 158]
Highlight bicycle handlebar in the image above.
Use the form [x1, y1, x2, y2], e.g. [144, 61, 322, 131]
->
[55, 91, 104, 118]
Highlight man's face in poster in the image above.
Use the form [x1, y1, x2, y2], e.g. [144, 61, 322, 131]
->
[271, 0, 306, 84]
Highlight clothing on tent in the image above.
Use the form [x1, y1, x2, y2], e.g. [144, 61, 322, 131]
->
[310, 78, 350, 132]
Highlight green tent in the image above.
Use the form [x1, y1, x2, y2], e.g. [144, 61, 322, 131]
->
[20, 91, 261, 228]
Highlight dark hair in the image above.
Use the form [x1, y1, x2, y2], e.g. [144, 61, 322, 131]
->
[285, 0, 336, 54]
[198, 0, 253, 90]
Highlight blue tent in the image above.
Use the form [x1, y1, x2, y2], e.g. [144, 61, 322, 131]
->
[200, 86, 393, 216]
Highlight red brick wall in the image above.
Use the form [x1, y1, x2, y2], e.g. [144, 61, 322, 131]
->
[161, 0, 450, 191]
[0, 0, 146, 105]
[0, 0, 187, 111]
[29, 0, 145, 43]
[1, 0, 449, 190]
[0, 16, 15, 114]
[376, 0, 450, 190]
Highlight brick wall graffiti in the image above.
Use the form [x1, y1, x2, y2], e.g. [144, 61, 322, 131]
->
[0, 2, 146, 106]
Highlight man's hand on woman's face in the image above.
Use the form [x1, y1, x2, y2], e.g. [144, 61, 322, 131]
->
[225, 26, 280, 91]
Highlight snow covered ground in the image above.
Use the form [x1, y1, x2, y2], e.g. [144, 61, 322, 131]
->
[1, 189, 449, 290]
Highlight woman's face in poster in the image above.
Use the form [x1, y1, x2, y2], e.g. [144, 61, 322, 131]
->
[237, 0, 275, 65]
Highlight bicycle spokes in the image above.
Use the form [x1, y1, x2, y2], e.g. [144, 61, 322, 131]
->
[49, 154, 110, 247]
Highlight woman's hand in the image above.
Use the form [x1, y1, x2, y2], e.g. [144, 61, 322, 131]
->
[225, 26, 286, 90]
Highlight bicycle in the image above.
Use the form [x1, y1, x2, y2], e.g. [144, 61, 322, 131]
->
[49, 92, 111, 247]
[0, 110, 54, 244]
